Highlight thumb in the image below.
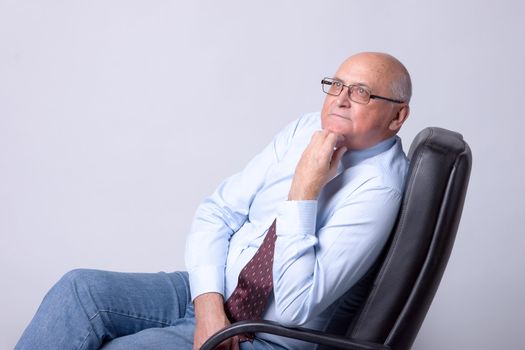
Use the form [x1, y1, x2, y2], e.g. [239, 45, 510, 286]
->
[330, 146, 347, 170]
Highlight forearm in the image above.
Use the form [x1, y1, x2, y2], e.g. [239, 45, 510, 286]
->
[273, 187, 402, 325]
[185, 205, 233, 298]
[272, 200, 318, 324]
[270, 130, 348, 323]
[185, 172, 258, 298]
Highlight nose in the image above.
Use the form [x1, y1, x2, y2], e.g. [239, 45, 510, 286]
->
[336, 86, 352, 108]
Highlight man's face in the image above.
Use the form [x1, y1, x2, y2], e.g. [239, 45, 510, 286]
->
[321, 54, 406, 150]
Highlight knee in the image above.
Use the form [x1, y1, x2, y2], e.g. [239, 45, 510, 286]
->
[51, 268, 107, 297]
[60, 268, 99, 284]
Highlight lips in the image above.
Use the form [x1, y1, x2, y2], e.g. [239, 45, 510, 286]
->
[330, 112, 351, 120]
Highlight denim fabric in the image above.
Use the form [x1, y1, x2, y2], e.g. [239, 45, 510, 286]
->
[15, 269, 288, 350]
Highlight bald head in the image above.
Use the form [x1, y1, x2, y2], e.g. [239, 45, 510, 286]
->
[337, 52, 412, 103]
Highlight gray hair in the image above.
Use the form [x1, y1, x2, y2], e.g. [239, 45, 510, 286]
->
[391, 69, 412, 103]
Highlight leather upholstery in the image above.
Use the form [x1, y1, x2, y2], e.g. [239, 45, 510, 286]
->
[344, 127, 472, 349]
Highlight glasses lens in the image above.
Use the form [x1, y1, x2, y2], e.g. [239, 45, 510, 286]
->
[322, 79, 342, 96]
[349, 86, 371, 104]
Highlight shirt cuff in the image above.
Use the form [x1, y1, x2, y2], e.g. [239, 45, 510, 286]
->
[276, 200, 317, 237]
[188, 265, 225, 301]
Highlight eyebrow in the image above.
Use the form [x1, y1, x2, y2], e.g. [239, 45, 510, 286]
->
[333, 77, 372, 90]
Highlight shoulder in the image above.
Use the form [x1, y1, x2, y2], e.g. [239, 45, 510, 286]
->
[344, 137, 409, 196]
[271, 112, 321, 160]
[281, 112, 320, 138]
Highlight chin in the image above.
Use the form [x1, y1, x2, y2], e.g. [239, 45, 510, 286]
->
[323, 122, 350, 136]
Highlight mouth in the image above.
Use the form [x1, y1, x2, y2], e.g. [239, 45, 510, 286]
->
[330, 113, 351, 121]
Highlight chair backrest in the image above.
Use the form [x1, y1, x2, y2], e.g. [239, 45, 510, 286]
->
[329, 127, 472, 350]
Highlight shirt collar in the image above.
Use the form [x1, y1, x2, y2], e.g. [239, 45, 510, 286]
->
[340, 136, 398, 169]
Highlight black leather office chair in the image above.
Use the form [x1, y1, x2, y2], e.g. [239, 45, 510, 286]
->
[200, 127, 472, 350]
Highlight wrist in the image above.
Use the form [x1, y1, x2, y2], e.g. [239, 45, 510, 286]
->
[288, 184, 320, 201]
[194, 292, 225, 319]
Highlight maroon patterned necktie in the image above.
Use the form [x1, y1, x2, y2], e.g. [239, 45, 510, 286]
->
[224, 220, 277, 340]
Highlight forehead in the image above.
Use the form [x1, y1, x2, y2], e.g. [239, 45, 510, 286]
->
[334, 56, 392, 91]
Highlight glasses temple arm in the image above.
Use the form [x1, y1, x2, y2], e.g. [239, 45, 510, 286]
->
[369, 94, 404, 104]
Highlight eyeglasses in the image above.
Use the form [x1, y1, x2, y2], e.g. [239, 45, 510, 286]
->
[321, 78, 404, 104]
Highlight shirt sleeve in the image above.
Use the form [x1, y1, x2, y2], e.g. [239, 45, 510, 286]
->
[184, 116, 305, 300]
[272, 184, 403, 326]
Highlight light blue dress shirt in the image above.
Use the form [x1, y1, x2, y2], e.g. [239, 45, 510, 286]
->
[185, 112, 409, 349]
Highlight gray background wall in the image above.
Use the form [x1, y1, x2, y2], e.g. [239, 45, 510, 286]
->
[1, 0, 523, 348]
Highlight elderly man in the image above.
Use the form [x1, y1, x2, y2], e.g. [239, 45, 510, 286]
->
[16, 52, 411, 350]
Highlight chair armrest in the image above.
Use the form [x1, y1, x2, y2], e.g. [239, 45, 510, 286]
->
[199, 320, 390, 350]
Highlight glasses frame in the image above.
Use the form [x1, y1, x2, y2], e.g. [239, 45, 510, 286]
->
[321, 77, 405, 104]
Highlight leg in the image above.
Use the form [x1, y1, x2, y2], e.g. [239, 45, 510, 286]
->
[240, 338, 290, 350]
[100, 304, 196, 350]
[100, 328, 289, 350]
[15, 269, 191, 350]
[100, 303, 288, 350]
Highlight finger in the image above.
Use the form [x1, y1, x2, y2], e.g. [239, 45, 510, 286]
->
[326, 132, 344, 147]
[319, 133, 342, 160]
[216, 338, 232, 350]
[309, 130, 326, 148]
[216, 340, 229, 350]
[193, 335, 199, 350]
[231, 336, 240, 350]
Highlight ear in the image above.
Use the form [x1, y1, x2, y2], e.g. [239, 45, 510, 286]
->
[388, 105, 410, 132]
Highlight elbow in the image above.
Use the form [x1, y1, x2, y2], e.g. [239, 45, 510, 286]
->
[272, 278, 318, 326]
[272, 299, 311, 326]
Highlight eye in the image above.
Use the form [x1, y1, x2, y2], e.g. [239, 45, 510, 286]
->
[356, 87, 367, 96]
[322, 79, 344, 95]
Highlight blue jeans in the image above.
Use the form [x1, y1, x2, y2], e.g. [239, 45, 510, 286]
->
[15, 269, 288, 350]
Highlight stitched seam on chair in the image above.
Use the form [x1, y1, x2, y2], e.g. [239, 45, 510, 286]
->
[88, 309, 172, 327]
[385, 149, 466, 345]
[351, 128, 432, 336]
